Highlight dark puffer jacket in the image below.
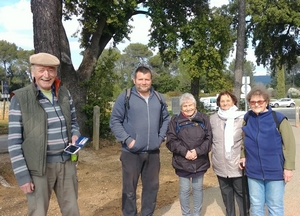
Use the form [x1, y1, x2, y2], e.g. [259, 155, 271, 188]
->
[166, 112, 212, 174]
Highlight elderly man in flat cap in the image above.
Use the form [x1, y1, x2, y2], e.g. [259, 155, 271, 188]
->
[8, 52, 81, 216]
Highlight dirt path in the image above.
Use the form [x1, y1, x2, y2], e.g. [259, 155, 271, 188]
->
[0, 143, 218, 216]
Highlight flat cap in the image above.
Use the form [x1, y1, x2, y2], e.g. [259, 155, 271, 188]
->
[29, 52, 60, 66]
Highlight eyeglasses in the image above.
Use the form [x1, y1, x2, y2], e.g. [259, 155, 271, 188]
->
[249, 100, 266, 106]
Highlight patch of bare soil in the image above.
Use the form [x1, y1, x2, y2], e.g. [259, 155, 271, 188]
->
[0, 142, 218, 216]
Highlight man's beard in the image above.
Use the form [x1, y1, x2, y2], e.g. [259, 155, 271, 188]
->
[137, 86, 150, 93]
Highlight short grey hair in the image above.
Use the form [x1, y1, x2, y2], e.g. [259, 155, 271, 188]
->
[179, 93, 196, 107]
[246, 83, 270, 104]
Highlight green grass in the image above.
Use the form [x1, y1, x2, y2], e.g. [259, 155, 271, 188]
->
[293, 99, 300, 107]
[0, 119, 8, 135]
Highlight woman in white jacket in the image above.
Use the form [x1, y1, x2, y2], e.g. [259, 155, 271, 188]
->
[210, 90, 249, 216]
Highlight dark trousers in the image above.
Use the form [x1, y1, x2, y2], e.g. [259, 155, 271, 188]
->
[217, 175, 250, 216]
[120, 151, 160, 216]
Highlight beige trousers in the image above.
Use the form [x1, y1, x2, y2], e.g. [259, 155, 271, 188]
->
[26, 160, 79, 216]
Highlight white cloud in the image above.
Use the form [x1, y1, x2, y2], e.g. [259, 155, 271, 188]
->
[0, 0, 32, 31]
[0, 0, 33, 49]
[210, 0, 229, 8]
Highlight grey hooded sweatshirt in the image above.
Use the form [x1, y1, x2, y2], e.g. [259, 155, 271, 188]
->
[110, 86, 169, 153]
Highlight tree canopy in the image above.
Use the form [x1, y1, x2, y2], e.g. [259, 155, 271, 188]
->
[0, 40, 32, 92]
[32, 0, 237, 133]
[248, 0, 300, 71]
[29, 0, 300, 134]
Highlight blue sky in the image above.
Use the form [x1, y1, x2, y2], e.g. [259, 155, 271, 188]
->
[0, 0, 267, 75]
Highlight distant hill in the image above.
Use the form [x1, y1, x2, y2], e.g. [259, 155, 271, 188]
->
[253, 75, 272, 85]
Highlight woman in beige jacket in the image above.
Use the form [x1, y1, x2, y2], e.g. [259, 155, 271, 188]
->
[210, 90, 249, 216]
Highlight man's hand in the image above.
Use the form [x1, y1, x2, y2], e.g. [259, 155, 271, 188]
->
[71, 135, 79, 144]
[128, 140, 135, 149]
[20, 182, 34, 194]
[284, 169, 293, 183]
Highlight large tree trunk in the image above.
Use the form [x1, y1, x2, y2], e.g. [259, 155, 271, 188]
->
[31, 0, 112, 135]
[31, 0, 90, 134]
[190, 77, 200, 107]
[233, 0, 246, 107]
[31, 0, 61, 64]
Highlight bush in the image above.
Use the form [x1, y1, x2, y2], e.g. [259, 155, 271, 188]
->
[81, 49, 118, 139]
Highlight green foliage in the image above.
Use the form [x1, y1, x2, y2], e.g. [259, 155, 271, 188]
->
[113, 43, 182, 95]
[152, 71, 179, 93]
[294, 74, 300, 87]
[0, 119, 8, 135]
[148, 2, 236, 97]
[114, 43, 153, 91]
[276, 66, 286, 98]
[228, 59, 257, 86]
[64, 0, 139, 48]
[81, 48, 119, 138]
[248, 0, 300, 72]
[0, 40, 33, 92]
[148, 0, 211, 64]
[148, 54, 180, 93]
[33, 0, 241, 133]
[287, 58, 300, 88]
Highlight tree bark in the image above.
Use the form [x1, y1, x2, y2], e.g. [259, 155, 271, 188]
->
[190, 77, 200, 107]
[30, 0, 113, 135]
[233, 0, 246, 107]
[31, 0, 61, 66]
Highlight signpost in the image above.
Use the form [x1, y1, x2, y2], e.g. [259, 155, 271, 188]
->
[171, 97, 180, 115]
[1, 80, 9, 120]
[241, 76, 250, 111]
[1, 80, 9, 99]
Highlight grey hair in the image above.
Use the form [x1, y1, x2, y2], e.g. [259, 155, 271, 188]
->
[246, 83, 270, 104]
[179, 93, 196, 107]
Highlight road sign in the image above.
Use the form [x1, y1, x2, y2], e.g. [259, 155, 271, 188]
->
[242, 76, 250, 84]
[241, 94, 249, 99]
[1, 80, 9, 94]
[241, 84, 251, 94]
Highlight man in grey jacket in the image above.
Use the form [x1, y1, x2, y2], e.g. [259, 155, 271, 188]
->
[110, 66, 169, 216]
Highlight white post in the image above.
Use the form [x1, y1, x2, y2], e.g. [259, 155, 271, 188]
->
[295, 106, 299, 128]
[93, 106, 100, 150]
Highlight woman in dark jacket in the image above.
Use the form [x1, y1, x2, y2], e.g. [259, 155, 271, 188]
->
[166, 93, 212, 216]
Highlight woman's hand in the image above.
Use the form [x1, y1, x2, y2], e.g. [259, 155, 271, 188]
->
[239, 158, 246, 170]
[284, 169, 293, 183]
[185, 149, 197, 160]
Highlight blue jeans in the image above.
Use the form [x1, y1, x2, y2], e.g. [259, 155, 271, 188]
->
[179, 175, 204, 216]
[247, 177, 285, 216]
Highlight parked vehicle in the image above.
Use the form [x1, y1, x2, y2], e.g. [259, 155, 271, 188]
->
[269, 98, 295, 108]
[200, 96, 218, 111]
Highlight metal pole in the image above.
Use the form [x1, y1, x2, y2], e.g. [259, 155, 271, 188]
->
[295, 106, 299, 128]
[245, 77, 248, 112]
